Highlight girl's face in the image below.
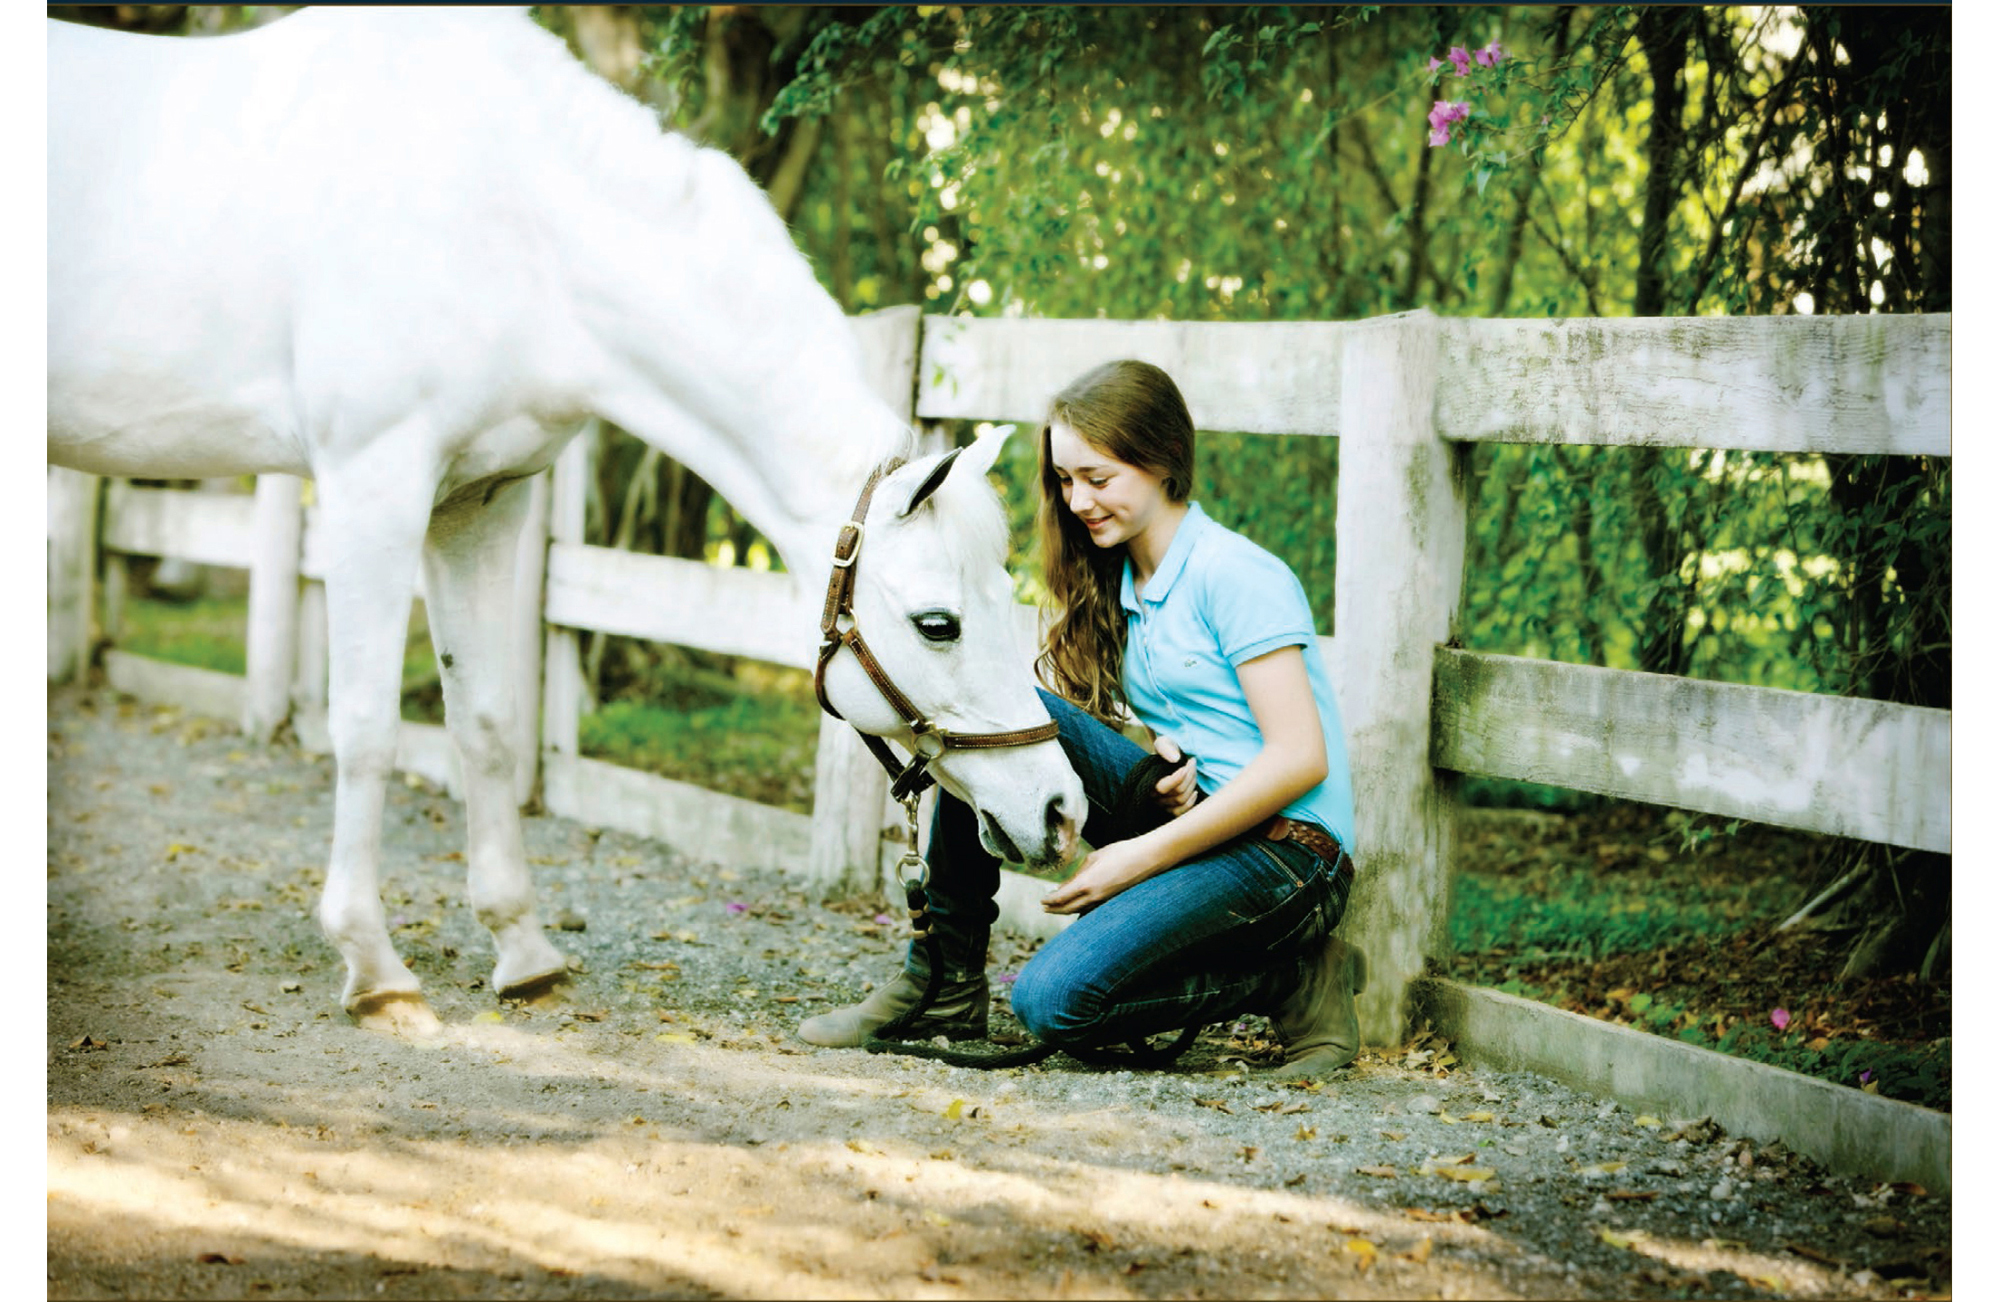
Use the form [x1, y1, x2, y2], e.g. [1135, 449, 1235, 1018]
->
[1047, 420, 1172, 551]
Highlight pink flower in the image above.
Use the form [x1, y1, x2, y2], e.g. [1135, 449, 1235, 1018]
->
[996, 972, 1018, 984]
[1428, 55, 1443, 76]
[1426, 100, 1470, 146]
[873, 912, 894, 925]
[1476, 39, 1508, 67]
[726, 901, 748, 914]
[1447, 46, 1473, 77]
[1859, 1069, 1873, 1083]
[1771, 1007, 1791, 1031]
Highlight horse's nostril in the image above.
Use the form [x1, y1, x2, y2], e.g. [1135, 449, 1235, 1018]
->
[1045, 796, 1068, 831]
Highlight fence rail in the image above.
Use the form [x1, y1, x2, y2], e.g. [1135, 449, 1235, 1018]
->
[47, 305, 1953, 1062]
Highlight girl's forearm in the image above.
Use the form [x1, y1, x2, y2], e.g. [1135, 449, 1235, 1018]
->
[1127, 746, 1327, 878]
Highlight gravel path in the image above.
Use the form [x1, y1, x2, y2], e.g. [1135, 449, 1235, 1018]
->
[47, 683, 1950, 1299]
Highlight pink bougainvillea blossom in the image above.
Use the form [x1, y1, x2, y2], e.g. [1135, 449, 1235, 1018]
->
[1476, 39, 1509, 67]
[1428, 55, 1443, 76]
[1771, 1007, 1791, 1031]
[1427, 99, 1470, 147]
[1447, 45, 1474, 77]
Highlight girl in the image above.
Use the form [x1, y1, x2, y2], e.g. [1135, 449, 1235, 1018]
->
[800, 359, 1365, 1077]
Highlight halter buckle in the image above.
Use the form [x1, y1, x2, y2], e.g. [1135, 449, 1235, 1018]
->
[830, 521, 865, 568]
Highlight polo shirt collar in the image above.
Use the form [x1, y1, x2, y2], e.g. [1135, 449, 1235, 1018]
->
[1119, 501, 1210, 614]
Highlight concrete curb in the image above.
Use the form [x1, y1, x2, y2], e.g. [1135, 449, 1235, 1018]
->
[1412, 978, 1950, 1195]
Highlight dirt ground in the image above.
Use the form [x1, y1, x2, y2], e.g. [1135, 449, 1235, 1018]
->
[46, 684, 1952, 1299]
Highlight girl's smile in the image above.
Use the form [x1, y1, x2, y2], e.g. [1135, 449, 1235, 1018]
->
[1047, 419, 1186, 579]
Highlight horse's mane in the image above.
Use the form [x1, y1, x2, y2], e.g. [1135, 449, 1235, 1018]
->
[490, 14, 914, 481]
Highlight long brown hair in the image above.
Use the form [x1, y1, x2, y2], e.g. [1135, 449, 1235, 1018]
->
[1035, 360, 1196, 721]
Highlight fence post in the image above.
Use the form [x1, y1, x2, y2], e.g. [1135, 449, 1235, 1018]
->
[1331, 309, 1466, 1048]
[47, 467, 100, 683]
[244, 473, 305, 741]
[512, 470, 553, 805]
[541, 431, 590, 766]
[807, 306, 924, 897]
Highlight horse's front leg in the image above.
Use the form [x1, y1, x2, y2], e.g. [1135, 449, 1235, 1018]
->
[421, 481, 567, 998]
[316, 458, 444, 1037]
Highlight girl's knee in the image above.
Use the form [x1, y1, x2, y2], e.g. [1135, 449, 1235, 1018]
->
[1011, 963, 1101, 1046]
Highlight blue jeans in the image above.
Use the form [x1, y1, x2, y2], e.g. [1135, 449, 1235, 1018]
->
[908, 689, 1353, 1051]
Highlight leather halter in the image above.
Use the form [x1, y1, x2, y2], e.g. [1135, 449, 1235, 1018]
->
[813, 457, 1060, 802]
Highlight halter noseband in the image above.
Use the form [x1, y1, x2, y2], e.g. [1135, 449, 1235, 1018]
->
[812, 457, 1060, 803]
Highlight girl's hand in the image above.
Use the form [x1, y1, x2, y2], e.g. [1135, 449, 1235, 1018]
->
[1153, 737, 1200, 817]
[1040, 839, 1159, 915]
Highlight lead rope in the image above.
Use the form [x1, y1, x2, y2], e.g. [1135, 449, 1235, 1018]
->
[861, 789, 1204, 1071]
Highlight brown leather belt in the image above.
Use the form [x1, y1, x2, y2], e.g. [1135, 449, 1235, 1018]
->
[1260, 815, 1353, 891]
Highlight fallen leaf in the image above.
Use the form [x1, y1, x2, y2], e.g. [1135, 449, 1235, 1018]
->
[1379, 1130, 1406, 1141]
[1634, 1114, 1663, 1129]
[1343, 1239, 1377, 1271]
[1463, 1111, 1495, 1123]
[656, 1032, 695, 1044]
[473, 1011, 505, 1025]
[1401, 1236, 1433, 1264]
[1787, 1243, 1844, 1266]
[1194, 1098, 1234, 1114]
[1356, 1165, 1400, 1178]
[1295, 1125, 1318, 1141]
[944, 1099, 966, 1120]
[1431, 1165, 1496, 1183]
[1078, 1227, 1115, 1252]
[1579, 1161, 1629, 1177]
[1403, 1208, 1454, 1223]
[923, 1210, 952, 1227]
[1890, 1182, 1928, 1198]
[1438, 1112, 1460, 1124]
[196, 1253, 244, 1265]
[1596, 1227, 1641, 1251]
[1607, 1190, 1658, 1202]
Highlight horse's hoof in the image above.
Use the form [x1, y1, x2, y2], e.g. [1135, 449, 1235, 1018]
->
[347, 991, 443, 1040]
[492, 928, 568, 996]
[493, 963, 569, 1001]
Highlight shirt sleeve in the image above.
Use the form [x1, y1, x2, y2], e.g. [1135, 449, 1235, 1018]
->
[1203, 540, 1318, 666]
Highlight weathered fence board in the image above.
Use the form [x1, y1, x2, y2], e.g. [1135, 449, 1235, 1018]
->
[543, 752, 814, 874]
[102, 481, 259, 567]
[103, 650, 245, 722]
[543, 543, 818, 670]
[1329, 310, 1465, 1047]
[1415, 979, 1951, 1194]
[1438, 314, 1951, 456]
[244, 474, 305, 742]
[48, 467, 99, 682]
[916, 316, 1347, 435]
[1431, 648, 1951, 854]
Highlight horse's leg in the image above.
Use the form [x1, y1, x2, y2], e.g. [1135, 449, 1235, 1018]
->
[421, 481, 568, 997]
[316, 458, 443, 1038]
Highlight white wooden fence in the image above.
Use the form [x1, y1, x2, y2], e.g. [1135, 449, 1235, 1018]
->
[47, 306, 1952, 1054]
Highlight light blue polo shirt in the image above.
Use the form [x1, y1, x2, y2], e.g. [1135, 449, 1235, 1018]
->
[1119, 502, 1356, 851]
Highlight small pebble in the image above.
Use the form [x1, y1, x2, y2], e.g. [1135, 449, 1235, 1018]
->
[556, 911, 587, 931]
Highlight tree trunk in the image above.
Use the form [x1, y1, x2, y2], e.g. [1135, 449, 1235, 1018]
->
[1631, 8, 1692, 679]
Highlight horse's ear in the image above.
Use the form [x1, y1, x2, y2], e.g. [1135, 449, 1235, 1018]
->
[896, 447, 965, 518]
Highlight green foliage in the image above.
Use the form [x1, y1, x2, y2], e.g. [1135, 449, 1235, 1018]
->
[1450, 857, 1761, 963]
[116, 595, 250, 677]
[579, 662, 820, 814]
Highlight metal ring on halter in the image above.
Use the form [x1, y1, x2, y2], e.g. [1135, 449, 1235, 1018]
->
[909, 727, 946, 760]
[896, 850, 930, 891]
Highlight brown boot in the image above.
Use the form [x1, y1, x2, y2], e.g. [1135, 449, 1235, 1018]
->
[1268, 934, 1368, 1080]
[797, 967, 989, 1048]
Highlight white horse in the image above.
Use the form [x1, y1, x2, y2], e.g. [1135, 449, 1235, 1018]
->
[49, 8, 1084, 1034]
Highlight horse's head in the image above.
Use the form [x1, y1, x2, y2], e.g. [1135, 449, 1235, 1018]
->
[818, 425, 1085, 870]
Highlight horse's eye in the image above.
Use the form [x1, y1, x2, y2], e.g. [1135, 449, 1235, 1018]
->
[912, 611, 961, 643]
